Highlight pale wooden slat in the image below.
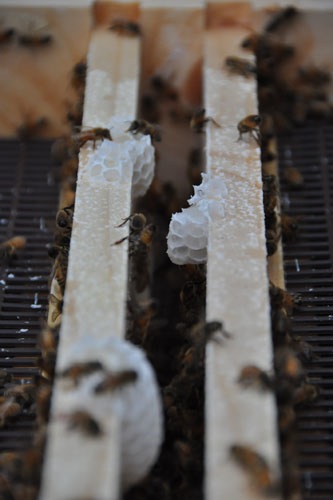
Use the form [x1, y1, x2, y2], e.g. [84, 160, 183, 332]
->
[204, 18, 281, 500]
[39, 27, 141, 500]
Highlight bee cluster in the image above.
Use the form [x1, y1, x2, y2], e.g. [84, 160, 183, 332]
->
[223, 6, 330, 498]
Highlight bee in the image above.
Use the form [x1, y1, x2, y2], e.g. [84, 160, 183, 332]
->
[274, 347, 304, 384]
[292, 383, 320, 406]
[0, 369, 11, 387]
[114, 213, 156, 293]
[109, 19, 141, 36]
[271, 307, 290, 346]
[3, 383, 36, 405]
[59, 361, 104, 386]
[128, 298, 158, 345]
[0, 397, 21, 426]
[283, 166, 304, 189]
[51, 245, 69, 295]
[237, 365, 274, 391]
[140, 93, 160, 123]
[72, 127, 112, 148]
[269, 282, 300, 314]
[224, 56, 256, 78]
[241, 33, 294, 62]
[297, 65, 331, 86]
[18, 30, 53, 46]
[150, 74, 179, 101]
[264, 6, 298, 33]
[126, 119, 161, 142]
[190, 108, 221, 133]
[94, 369, 138, 394]
[48, 293, 63, 329]
[56, 204, 74, 237]
[237, 114, 261, 143]
[17, 116, 48, 140]
[281, 213, 299, 241]
[230, 444, 278, 495]
[262, 174, 278, 215]
[0, 235, 26, 260]
[265, 227, 281, 256]
[67, 410, 102, 437]
[0, 28, 15, 44]
[180, 266, 206, 326]
[71, 60, 87, 93]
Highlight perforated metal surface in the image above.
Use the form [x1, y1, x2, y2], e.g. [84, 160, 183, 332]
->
[278, 121, 333, 499]
[0, 139, 58, 451]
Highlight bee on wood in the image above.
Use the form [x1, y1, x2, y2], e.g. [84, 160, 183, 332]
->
[71, 60, 87, 93]
[224, 56, 256, 78]
[58, 361, 104, 386]
[126, 119, 161, 142]
[262, 174, 278, 215]
[269, 281, 300, 314]
[0, 28, 15, 44]
[0, 397, 21, 426]
[190, 108, 221, 133]
[230, 444, 278, 495]
[292, 383, 320, 406]
[114, 213, 156, 293]
[17, 116, 48, 140]
[56, 204, 74, 237]
[283, 166, 304, 189]
[109, 19, 141, 36]
[264, 6, 299, 33]
[94, 369, 138, 394]
[72, 127, 112, 149]
[18, 28, 53, 46]
[0, 236, 26, 260]
[237, 114, 261, 143]
[237, 365, 274, 391]
[67, 410, 102, 437]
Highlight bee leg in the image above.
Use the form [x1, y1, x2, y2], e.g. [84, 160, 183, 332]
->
[115, 216, 132, 228]
[111, 236, 129, 246]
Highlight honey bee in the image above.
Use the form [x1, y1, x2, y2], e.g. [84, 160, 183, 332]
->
[292, 383, 320, 406]
[72, 127, 112, 148]
[18, 31, 53, 46]
[67, 410, 102, 437]
[114, 213, 156, 293]
[126, 119, 161, 142]
[230, 444, 278, 495]
[0, 28, 15, 44]
[237, 114, 261, 143]
[94, 369, 138, 394]
[180, 266, 206, 326]
[224, 56, 256, 78]
[59, 361, 104, 386]
[265, 227, 281, 256]
[241, 33, 294, 62]
[283, 166, 304, 189]
[71, 60, 87, 93]
[278, 405, 296, 435]
[271, 307, 290, 346]
[0, 397, 21, 426]
[150, 74, 179, 101]
[3, 383, 36, 405]
[274, 347, 304, 384]
[269, 282, 300, 314]
[281, 213, 299, 242]
[264, 6, 298, 33]
[17, 116, 48, 140]
[190, 108, 221, 133]
[262, 174, 278, 215]
[140, 93, 161, 123]
[237, 365, 274, 391]
[109, 19, 141, 36]
[56, 204, 74, 237]
[0, 235, 26, 260]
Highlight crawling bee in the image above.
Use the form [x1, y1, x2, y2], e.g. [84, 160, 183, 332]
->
[224, 56, 256, 78]
[269, 281, 300, 314]
[266, 227, 281, 256]
[230, 444, 278, 495]
[283, 166, 304, 189]
[0, 28, 15, 44]
[237, 114, 261, 143]
[293, 383, 320, 406]
[264, 6, 298, 33]
[0, 236, 26, 260]
[190, 108, 221, 133]
[237, 365, 274, 391]
[109, 19, 141, 36]
[72, 127, 112, 148]
[58, 360, 104, 386]
[67, 410, 102, 437]
[38, 323, 58, 376]
[0, 398, 21, 427]
[17, 116, 48, 140]
[274, 347, 304, 384]
[3, 383, 36, 405]
[126, 119, 161, 142]
[94, 369, 138, 394]
[114, 213, 156, 292]
[56, 204, 74, 237]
